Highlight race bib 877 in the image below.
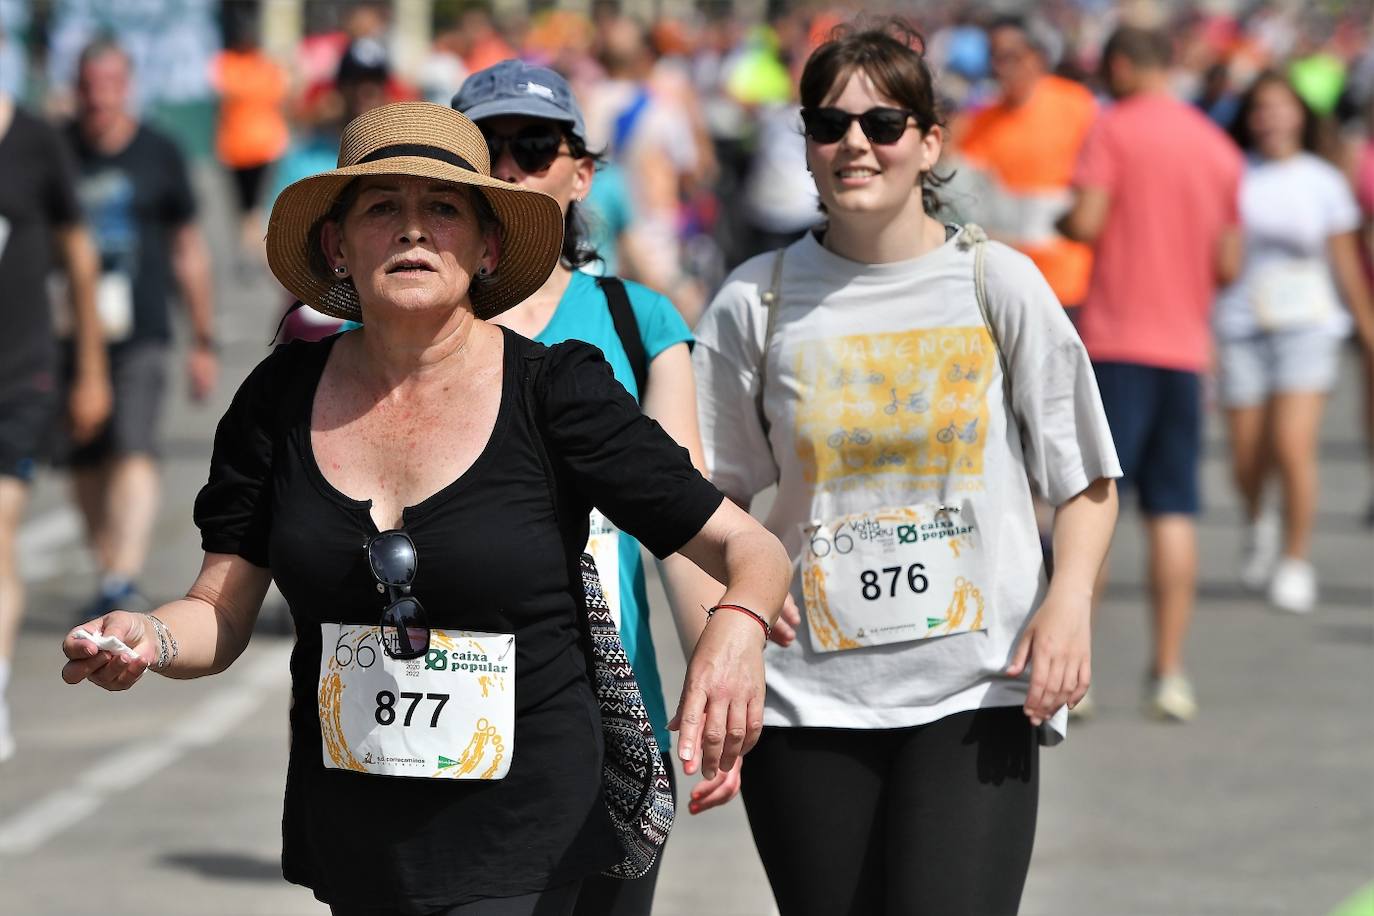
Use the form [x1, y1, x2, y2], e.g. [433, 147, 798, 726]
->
[318, 625, 515, 780]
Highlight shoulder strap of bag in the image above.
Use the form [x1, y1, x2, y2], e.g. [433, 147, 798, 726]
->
[960, 224, 1019, 431]
[597, 275, 649, 398]
[754, 248, 787, 436]
[519, 345, 673, 880]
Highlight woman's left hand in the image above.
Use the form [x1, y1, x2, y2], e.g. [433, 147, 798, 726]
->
[1005, 592, 1092, 727]
[669, 609, 766, 781]
[687, 757, 743, 815]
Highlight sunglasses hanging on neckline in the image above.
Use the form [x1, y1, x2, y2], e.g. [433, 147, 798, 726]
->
[365, 528, 431, 660]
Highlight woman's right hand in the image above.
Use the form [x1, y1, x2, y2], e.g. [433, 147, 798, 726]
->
[61, 612, 155, 691]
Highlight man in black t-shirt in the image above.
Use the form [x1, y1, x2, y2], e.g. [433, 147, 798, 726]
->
[0, 83, 112, 762]
[59, 38, 218, 620]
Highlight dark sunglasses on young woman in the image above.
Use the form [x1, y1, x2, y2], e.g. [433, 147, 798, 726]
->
[479, 122, 572, 174]
[800, 107, 919, 145]
[365, 529, 430, 660]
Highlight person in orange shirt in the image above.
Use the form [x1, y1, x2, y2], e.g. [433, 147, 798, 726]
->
[957, 15, 1096, 308]
[212, 15, 289, 261]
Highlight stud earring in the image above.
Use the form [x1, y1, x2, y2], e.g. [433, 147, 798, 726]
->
[477, 266, 490, 277]
[334, 265, 348, 277]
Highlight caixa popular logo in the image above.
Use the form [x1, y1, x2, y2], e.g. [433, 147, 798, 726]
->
[896, 524, 919, 544]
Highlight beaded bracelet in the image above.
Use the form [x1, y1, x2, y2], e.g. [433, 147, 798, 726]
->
[707, 603, 771, 641]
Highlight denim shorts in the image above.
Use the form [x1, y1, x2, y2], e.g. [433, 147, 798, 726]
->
[1216, 329, 1343, 408]
[1092, 362, 1201, 516]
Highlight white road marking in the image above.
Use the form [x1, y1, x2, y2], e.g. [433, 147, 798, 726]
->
[0, 644, 291, 856]
[17, 507, 85, 583]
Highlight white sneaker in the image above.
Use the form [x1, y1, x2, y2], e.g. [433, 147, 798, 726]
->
[0, 703, 13, 764]
[1269, 557, 1317, 614]
[1239, 512, 1280, 591]
[1145, 672, 1197, 722]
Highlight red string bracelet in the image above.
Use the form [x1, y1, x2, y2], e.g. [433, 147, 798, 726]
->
[707, 603, 771, 640]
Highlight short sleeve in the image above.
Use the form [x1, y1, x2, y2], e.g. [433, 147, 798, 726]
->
[1072, 113, 1115, 193]
[540, 341, 723, 558]
[40, 124, 82, 227]
[624, 279, 692, 361]
[692, 256, 781, 502]
[983, 245, 1122, 505]
[193, 345, 297, 566]
[156, 134, 198, 224]
[1317, 160, 1362, 236]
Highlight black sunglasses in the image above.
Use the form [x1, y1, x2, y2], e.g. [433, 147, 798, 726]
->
[480, 123, 571, 174]
[365, 529, 430, 660]
[800, 107, 919, 145]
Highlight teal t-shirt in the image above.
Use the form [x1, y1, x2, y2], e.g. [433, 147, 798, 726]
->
[536, 271, 692, 749]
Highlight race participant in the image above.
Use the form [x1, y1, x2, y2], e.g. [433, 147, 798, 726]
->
[688, 21, 1120, 916]
[60, 38, 218, 618]
[1215, 71, 1374, 611]
[454, 59, 711, 915]
[1059, 26, 1244, 721]
[60, 102, 791, 915]
[957, 14, 1096, 310]
[0, 87, 110, 762]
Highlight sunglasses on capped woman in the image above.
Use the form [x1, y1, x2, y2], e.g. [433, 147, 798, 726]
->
[479, 122, 573, 174]
[800, 107, 920, 145]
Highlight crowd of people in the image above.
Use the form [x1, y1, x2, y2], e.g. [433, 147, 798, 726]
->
[0, 1, 1367, 914]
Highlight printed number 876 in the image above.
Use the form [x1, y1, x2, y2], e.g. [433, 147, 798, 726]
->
[860, 564, 928, 600]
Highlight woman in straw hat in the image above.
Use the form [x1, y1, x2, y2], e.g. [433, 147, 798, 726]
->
[59, 102, 791, 915]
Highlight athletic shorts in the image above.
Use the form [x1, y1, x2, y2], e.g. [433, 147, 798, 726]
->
[1092, 362, 1201, 516]
[0, 376, 57, 482]
[54, 341, 168, 467]
[1216, 329, 1343, 408]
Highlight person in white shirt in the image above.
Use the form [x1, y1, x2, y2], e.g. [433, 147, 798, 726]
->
[673, 19, 1121, 916]
[1216, 71, 1374, 613]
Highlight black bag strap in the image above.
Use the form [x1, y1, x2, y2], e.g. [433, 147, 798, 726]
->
[597, 276, 649, 397]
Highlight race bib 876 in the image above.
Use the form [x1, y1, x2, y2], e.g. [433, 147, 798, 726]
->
[800, 501, 989, 653]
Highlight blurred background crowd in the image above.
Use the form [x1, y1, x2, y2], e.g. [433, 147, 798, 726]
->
[1, 0, 1370, 323]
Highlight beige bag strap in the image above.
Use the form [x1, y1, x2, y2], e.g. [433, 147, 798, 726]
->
[755, 248, 786, 435]
[959, 224, 1017, 426]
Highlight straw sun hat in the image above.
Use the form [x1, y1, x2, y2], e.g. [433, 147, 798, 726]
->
[266, 101, 564, 321]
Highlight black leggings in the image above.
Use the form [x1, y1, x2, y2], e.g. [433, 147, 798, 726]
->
[740, 707, 1039, 916]
[329, 881, 580, 916]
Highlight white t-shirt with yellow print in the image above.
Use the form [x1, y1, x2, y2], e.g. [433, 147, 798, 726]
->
[692, 226, 1121, 742]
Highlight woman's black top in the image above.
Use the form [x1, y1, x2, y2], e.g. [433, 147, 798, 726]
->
[193, 327, 722, 912]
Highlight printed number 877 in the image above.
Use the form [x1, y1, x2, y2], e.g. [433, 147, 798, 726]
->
[860, 564, 928, 600]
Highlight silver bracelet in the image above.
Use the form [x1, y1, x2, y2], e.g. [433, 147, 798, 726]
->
[144, 614, 173, 671]
[149, 614, 178, 667]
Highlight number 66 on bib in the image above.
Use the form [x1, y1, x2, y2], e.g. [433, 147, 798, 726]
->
[800, 501, 990, 653]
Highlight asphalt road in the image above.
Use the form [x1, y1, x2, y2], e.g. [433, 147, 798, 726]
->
[1, 167, 1370, 916]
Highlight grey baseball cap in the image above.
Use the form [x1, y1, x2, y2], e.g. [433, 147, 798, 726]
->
[451, 59, 586, 144]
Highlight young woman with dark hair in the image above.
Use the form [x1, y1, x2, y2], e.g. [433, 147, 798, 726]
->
[1215, 71, 1374, 611]
[686, 20, 1121, 915]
